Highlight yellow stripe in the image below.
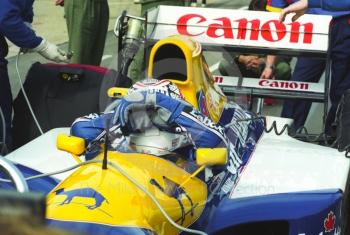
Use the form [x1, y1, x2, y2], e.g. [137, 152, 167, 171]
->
[266, 5, 283, 12]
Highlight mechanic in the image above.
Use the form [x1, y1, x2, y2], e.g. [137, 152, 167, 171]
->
[0, 0, 69, 153]
[71, 79, 264, 179]
[55, 0, 109, 65]
[279, 0, 350, 21]
[266, 0, 350, 135]
[219, 0, 292, 82]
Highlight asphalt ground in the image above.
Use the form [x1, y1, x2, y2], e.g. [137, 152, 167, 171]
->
[6, 0, 324, 133]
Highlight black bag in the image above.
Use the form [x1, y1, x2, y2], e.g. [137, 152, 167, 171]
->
[335, 89, 350, 153]
[12, 62, 131, 149]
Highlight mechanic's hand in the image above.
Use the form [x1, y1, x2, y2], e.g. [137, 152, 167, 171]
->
[238, 55, 259, 69]
[279, 0, 308, 22]
[32, 39, 69, 63]
[246, 57, 264, 69]
[55, 0, 64, 6]
[260, 66, 274, 79]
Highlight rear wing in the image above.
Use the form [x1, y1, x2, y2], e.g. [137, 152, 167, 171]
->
[146, 6, 332, 57]
[213, 76, 324, 102]
[145, 6, 332, 106]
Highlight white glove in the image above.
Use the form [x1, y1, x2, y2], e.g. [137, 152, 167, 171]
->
[32, 39, 69, 63]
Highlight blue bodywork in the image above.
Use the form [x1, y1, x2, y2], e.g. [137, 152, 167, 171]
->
[0, 163, 59, 194]
[47, 220, 154, 235]
[198, 189, 342, 235]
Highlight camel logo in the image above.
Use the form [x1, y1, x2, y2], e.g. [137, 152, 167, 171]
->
[55, 187, 109, 210]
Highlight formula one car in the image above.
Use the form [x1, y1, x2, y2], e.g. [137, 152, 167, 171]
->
[1, 6, 349, 235]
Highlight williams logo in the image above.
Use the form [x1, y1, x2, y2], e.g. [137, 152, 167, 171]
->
[55, 187, 109, 210]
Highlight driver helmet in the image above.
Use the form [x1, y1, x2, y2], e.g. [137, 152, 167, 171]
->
[126, 79, 192, 156]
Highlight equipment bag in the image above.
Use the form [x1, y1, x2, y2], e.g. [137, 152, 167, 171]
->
[335, 89, 350, 153]
[12, 62, 131, 149]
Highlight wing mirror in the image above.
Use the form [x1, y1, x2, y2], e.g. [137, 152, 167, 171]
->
[179, 148, 228, 188]
[196, 148, 228, 166]
[56, 134, 85, 156]
[107, 87, 129, 98]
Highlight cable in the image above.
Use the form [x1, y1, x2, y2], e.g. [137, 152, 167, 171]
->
[107, 161, 207, 235]
[0, 160, 101, 183]
[0, 106, 8, 155]
[15, 51, 44, 135]
[233, 116, 346, 154]
[0, 159, 207, 235]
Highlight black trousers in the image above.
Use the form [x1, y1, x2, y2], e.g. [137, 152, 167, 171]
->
[0, 60, 12, 150]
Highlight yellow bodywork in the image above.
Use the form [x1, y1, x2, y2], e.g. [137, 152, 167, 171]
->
[56, 134, 85, 156]
[47, 35, 232, 234]
[148, 35, 227, 123]
[196, 148, 228, 166]
[47, 152, 207, 234]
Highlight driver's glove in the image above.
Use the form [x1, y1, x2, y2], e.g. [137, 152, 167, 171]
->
[113, 91, 156, 134]
[113, 90, 186, 134]
[31, 39, 69, 63]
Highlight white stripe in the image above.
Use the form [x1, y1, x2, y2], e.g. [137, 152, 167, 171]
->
[209, 62, 220, 73]
[238, 6, 249, 10]
[102, 55, 112, 61]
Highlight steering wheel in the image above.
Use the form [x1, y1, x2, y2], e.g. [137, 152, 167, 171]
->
[0, 157, 28, 193]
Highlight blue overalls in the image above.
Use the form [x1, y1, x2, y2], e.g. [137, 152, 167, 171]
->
[267, 0, 350, 134]
[0, 0, 42, 149]
[308, 0, 350, 11]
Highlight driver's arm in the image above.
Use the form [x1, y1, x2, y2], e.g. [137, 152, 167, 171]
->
[115, 90, 228, 149]
[171, 106, 228, 149]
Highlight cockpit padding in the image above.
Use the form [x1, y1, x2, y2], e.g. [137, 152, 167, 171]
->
[153, 44, 187, 82]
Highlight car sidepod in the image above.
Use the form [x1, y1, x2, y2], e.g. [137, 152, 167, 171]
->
[205, 189, 342, 235]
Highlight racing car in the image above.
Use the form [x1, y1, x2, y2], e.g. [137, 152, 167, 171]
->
[0, 5, 349, 235]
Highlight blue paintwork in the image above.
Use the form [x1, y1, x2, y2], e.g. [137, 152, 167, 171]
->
[200, 189, 342, 235]
[0, 163, 59, 194]
[47, 219, 154, 235]
[54, 187, 109, 210]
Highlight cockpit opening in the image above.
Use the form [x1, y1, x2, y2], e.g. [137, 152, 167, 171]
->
[153, 44, 187, 82]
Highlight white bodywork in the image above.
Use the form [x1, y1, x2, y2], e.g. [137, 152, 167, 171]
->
[230, 117, 350, 199]
[6, 128, 79, 181]
[5, 121, 349, 198]
[214, 75, 324, 94]
[148, 6, 332, 53]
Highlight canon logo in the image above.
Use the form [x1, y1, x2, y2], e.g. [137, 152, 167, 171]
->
[259, 80, 309, 90]
[177, 14, 313, 44]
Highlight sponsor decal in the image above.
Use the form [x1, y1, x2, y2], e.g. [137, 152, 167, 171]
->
[298, 227, 340, 235]
[197, 92, 209, 116]
[297, 212, 339, 235]
[214, 76, 223, 84]
[177, 14, 313, 44]
[189, 109, 225, 136]
[324, 211, 336, 233]
[54, 187, 109, 210]
[258, 79, 309, 90]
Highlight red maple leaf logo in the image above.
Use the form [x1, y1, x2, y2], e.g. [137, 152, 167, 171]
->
[324, 211, 336, 233]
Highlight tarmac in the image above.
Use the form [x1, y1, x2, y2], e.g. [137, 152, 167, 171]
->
[6, 0, 140, 58]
